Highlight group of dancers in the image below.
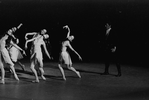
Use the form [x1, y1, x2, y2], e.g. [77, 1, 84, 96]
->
[0, 23, 121, 84]
[0, 24, 82, 84]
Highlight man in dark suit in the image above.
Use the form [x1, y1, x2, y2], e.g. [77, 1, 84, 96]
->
[102, 23, 121, 77]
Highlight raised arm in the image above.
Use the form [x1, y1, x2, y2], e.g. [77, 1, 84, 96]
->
[25, 32, 37, 40]
[67, 41, 82, 60]
[17, 23, 23, 29]
[25, 37, 36, 49]
[63, 25, 70, 38]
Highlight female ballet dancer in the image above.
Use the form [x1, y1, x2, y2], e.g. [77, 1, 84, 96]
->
[6, 23, 25, 72]
[25, 29, 51, 83]
[58, 25, 82, 80]
[25, 29, 49, 55]
[0, 29, 20, 84]
[7, 38, 26, 71]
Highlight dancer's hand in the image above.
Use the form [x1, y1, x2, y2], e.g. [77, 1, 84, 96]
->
[48, 56, 53, 60]
[63, 25, 68, 29]
[79, 56, 82, 61]
[25, 45, 27, 50]
[23, 50, 26, 56]
[51, 57, 54, 60]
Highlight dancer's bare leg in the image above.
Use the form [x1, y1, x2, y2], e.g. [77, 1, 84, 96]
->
[9, 63, 19, 81]
[17, 61, 25, 71]
[30, 59, 39, 83]
[58, 64, 66, 80]
[0, 62, 5, 84]
[67, 64, 81, 78]
[38, 59, 46, 80]
[39, 67, 46, 80]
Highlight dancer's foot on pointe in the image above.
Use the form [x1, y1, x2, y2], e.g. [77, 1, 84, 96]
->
[63, 77, 66, 81]
[14, 74, 19, 81]
[0, 79, 5, 84]
[41, 75, 46, 80]
[32, 80, 39, 83]
[77, 71, 81, 78]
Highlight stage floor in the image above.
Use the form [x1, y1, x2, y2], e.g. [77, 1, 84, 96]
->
[0, 62, 149, 100]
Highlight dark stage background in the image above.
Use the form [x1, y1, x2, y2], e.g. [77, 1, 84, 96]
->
[0, 0, 149, 66]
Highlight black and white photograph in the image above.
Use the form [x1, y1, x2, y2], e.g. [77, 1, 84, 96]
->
[0, 0, 149, 100]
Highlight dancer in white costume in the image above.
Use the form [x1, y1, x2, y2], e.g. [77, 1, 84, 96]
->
[58, 25, 82, 80]
[0, 29, 20, 84]
[25, 29, 51, 83]
[25, 29, 48, 55]
[6, 23, 25, 72]
[7, 38, 26, 71]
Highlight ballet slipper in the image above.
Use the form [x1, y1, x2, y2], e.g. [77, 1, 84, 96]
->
[15, 77, 19, 81]
[0, 79, 5, 84]
[14, 74, 19, 81]
[77, 71, 81, 78]
[41, 75, 46, 80]
[63, 77, 66, 81]
[32, 80, 39, 83]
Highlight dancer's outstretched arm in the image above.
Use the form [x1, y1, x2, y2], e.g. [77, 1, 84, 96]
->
[25, 37, 36, 49]
[67, 41, 82, 60]
[42, 42, 51, 60]
[10, 41, 26, 55]
[12, 23, 23, 32]
[17, 23, 23, 29]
